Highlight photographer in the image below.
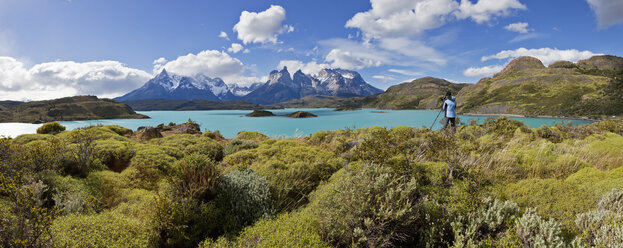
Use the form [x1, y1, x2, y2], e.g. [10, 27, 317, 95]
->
[441, 91, 457, 132]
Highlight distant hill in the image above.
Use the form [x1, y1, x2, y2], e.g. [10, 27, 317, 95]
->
[0, 96, 149, 123]
[123, 99, 273, 111]
[457, 55, 623, 118]
[273, 77, 467, 110]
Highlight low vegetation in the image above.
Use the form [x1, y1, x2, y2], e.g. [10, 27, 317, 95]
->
[2, 118, 623, 247]
[0, 96, 148, 123]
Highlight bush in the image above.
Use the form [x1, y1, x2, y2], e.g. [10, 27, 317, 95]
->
[152, 194, 223, 247]
[224, 140, 344, 212]
[451, 198, 522, 247]
[223, 139, 258, 156]
[573, 188, 623, 247]
[170, 153, 220, 201]
[104, 125, 133, 136]
[52, 210, 156, 248]
[151, 134, 223, 161]
[201, 210, 329, 248]
[92, 139, 134, 172]
[203, 130, 225, 141]
[516, 208, 567, 247]
[235, 131, 269, 142]
[220, 169, 274, 231]
[504, 178, 593, 230]
[37, 122, 66, 134]
[597, 188, 623, 212]
[311, 164, 443, 247]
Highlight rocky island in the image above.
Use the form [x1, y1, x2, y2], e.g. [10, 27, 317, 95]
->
[245, 110, 276, 117]
[245, 110, 318, 118]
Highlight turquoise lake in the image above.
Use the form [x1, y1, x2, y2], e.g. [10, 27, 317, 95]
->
[0, 108, 594, 138]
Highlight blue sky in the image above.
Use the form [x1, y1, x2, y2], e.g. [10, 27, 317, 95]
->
[0, 0, 622, 100]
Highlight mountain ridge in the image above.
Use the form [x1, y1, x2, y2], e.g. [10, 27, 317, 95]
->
[116, 67, 383, 105]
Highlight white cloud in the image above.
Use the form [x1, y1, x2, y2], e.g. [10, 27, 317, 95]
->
[159, 50, 263, 87]
[153, 57, 167, 65]
[326, 49, 383, 70]
[243, 49, 250, 54]
[463, 64, 505, 77]
[481, 47, 600, 65]
[345, 0, 526, 39]
[218, 31, 229, 40]
[509, 33, 540, 43]
[378, 37, 446, 66]
[233, 5, 293, 44]
[388, 69, 422, 76]
[586, 0, 623, 28]
[0, 56, 152, 100]
[160, 50, 244, 79]
[372, 75, 396, 83]
[346, 0, 458, 39]
[227, 43, 244, 54]
[277, 60, 329, 76]
[455, 0, 526, 23]
[504, 22, 531, 33]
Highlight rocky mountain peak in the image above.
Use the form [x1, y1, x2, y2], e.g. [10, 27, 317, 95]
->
[577, 55, 623, 73]
[495, 56, 545, 77]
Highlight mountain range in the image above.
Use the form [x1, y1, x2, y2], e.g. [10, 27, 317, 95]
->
[115, 67, 382, 104]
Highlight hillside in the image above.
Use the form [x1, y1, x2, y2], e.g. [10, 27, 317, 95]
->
[0, 96, 149, 123]
[123, 99, 274, 111]
[457, 55, 623, 118]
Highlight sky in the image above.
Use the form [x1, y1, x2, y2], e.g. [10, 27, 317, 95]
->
[0, 0, 622, 101]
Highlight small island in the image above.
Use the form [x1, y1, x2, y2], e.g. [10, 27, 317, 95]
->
[246, 110, 317, 118]
[246, 110, 276, 117]
[282, 111, 318, 118]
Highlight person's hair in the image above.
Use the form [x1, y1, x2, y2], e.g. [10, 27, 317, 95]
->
[445, 91, 452, 97]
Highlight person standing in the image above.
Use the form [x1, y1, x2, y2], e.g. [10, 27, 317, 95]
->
[442, 91, 456, 131]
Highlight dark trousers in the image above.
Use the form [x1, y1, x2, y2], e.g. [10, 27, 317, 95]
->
[444, 117, 456, 128]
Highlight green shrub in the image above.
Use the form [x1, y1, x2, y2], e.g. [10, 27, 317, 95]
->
[52, 210, 156, 248]
[311, 164, 443, 247]
[224, 140, 344, 212]
[92, 139, 135, 172]
[451, 198, 522, 247]
[565, 166, 623, 203]
[37, 122, 66, 134]
[220, 169, 274, 231]
[23, 138, 66, 173]
[516, 208, 567, 248]
[11, 133, 54, 145]
[104, 125, 133, 136]
[536, 126, 564, 143]
[203, 130, 225, 141]
[481, 117, 526, 137]
[128, 144, 183, 189]
[201, 210, 329, 248]
[594, 120, 623, 135]
[170, 153, 220, 201]
[152, 194, 223, 247]
[85, 170, 130, 209]
[151, 134, 223, 161]
[504, 178, 593, 230]
[223, 139, 258, 156]
[235, 131, 269, 142]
